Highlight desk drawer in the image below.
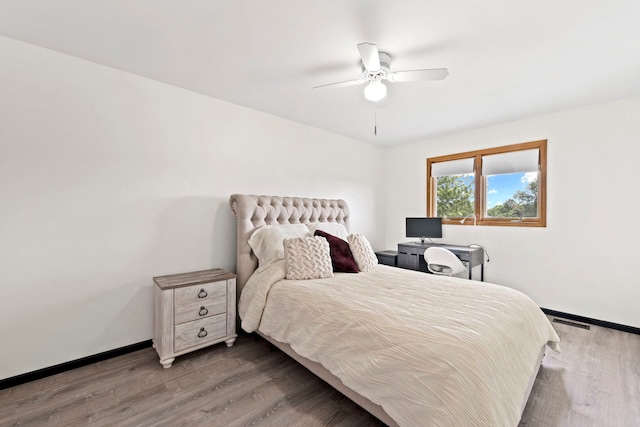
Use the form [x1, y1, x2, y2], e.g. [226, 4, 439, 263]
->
[398, 246, 419, 255]
[397, 253, 419, 270]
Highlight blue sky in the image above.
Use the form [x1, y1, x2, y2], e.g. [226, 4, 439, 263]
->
[486, 172, 537, 208]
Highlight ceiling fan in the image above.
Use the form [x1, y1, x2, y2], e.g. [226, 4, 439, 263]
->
[314, 42, 449, 102]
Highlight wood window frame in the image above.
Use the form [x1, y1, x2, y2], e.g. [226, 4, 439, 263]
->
[427, 139, 547, 227]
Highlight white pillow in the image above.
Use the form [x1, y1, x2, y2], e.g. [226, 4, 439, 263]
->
[347, 234, 378, 272]
[248, 224, 310, 267]
[284, 236, 334, 280]
[306, 222, 349, 241]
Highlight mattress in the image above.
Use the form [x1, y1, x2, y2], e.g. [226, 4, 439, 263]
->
[239, 262, 560, 427]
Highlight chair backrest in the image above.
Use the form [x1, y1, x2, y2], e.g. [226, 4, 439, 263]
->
[424, 247, 467, 276]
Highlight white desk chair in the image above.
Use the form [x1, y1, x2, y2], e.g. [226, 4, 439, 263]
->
[424, 247, 468, 277]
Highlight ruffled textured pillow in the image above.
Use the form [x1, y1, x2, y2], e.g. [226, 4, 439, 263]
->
[283, 236, 334, 280]
[314, 230, 359, 273]
[347, 234, 378, 272]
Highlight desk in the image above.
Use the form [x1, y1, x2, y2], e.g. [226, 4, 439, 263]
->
[397, 242, 485, 281]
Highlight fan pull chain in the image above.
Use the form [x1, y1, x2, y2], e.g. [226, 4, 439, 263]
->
[374, 104, 378, 136]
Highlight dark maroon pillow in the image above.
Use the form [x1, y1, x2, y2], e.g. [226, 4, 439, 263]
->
[314, 230, 359, 273]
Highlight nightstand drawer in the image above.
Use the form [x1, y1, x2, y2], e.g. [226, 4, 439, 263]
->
[174, 280, 226, 307]
[174, 297, 227, 325]
[174, 314, 227, 353]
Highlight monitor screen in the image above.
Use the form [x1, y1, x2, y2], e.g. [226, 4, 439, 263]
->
[406, 217, 443, 242]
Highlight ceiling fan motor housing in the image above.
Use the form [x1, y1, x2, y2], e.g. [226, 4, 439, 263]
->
[362, 52, 391, 81]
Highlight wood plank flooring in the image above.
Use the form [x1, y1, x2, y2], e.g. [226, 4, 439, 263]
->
[519, 317, 640, 427]
[1, 316, 639, 427]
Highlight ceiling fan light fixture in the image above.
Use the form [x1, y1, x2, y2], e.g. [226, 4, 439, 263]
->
[364, 78, 387, 102]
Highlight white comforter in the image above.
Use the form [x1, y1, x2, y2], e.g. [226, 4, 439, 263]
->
[239, 262, 560, 427]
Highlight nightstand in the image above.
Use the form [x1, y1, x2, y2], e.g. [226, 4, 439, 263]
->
[376, 250, 398, 266]
[153, 269, 237, 368]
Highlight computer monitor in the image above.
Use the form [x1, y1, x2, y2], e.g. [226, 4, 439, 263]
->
[406, 217, 443, 243]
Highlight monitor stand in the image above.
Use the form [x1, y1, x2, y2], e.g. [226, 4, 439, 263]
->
[418, 237, 437, 245]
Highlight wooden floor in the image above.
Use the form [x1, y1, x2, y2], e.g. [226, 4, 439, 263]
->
[1, 316, 639, 427]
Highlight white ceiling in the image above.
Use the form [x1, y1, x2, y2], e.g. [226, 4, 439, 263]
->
[1, 1, 640, 146]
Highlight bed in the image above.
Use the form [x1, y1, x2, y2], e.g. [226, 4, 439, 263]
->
[229, 194, 560, 427]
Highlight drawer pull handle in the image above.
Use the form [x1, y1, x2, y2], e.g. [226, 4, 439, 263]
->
[197, 327, 208, 338]
[198, 306, 208, 316]
[197, 289, 208, 298]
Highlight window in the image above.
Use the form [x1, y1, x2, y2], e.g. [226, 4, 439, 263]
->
[427, 140, 546, 227]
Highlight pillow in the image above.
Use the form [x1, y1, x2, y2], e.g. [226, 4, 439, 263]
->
[283, 236, 334, 280]
[347, 234, 378, 272]
[314, 230, 359, 273]
[248, 224, 310, 267]
[306, 222, 349, 241]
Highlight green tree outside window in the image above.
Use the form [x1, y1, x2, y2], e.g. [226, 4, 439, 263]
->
[436, 175, 474, 218]
[487, 179, 538, 218]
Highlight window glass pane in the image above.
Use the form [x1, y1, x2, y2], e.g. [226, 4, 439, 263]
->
[436, 174, 475, 218]
[485, 172, 539, 218]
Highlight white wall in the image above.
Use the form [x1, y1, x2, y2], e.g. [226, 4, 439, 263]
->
[384, 94, 640, 329]
[0, 36, 385, 380]
[3, 32, 638, 381]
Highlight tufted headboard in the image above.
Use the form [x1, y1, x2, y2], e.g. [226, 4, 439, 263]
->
[229, 194, 350, 292]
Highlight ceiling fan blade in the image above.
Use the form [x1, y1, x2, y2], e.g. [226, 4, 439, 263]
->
[357, 42, 381, 72]
[313, 78, 367, 90]
[388, 68, 449, 82]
